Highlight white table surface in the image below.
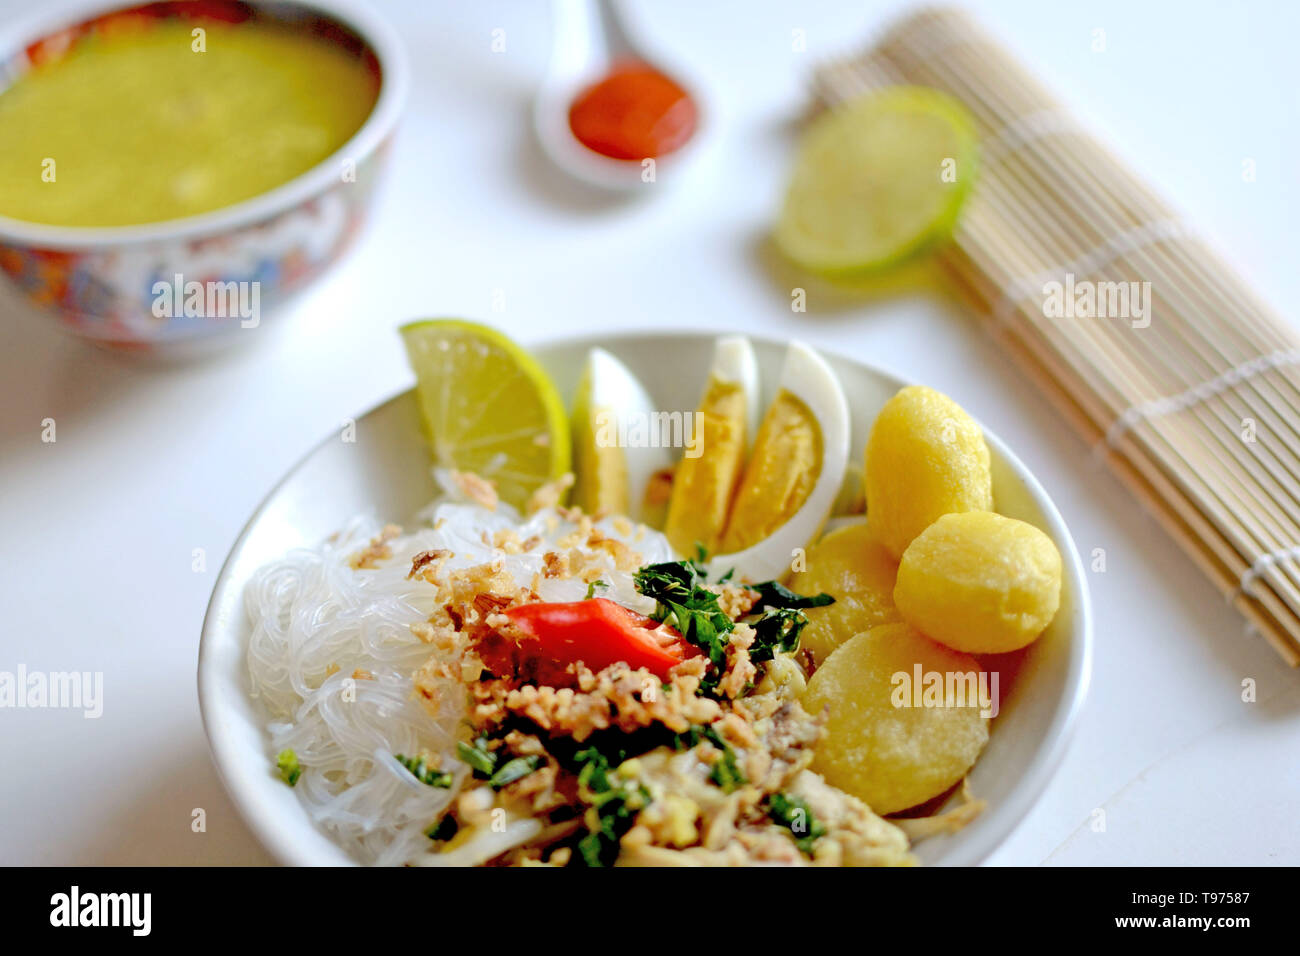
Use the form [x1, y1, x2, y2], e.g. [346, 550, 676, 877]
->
[2, 0, 1297, 866]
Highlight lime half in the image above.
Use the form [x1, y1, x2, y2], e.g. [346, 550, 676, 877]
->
[400, 319, 570, 510]
[775, 86, 978, 274]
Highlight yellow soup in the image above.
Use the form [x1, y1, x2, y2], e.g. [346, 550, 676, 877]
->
[0, 19, 380, 227]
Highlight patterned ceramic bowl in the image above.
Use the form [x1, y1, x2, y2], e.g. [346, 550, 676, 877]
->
[0, 0, 407, 356]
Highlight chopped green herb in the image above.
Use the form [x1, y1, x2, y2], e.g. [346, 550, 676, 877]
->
[572, 746, 650, 867]
[584, 579, 607, 599]
[633, 559, 733, 692]
[748, 583, 833, 664]
[489, 755, 543, 789]
[276, 749, 301, 787]
[749, 608, 808, 663]
[750, 580, 836, 610]
[454, 734, 541, 789]
[633, 558, 833, 695]
[456, 736, 498, 777]
[710, 750, 744, 792]
[769, 792, 826, 855]
[425, 815, 459, 842]
[674, 724, 746, 793]
[395, 753, 454, 788]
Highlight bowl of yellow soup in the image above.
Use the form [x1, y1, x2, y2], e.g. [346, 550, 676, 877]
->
[0, 0, 407, 354]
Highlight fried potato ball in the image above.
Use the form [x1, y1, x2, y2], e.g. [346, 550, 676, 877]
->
[865, 386, 993, 559]
[803, 623, 989, 815]
[789, 522, 901, 666]
[895, 511, 1062, 654]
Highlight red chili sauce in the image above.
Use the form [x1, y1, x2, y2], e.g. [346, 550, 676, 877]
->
[568, 62, 697, 160]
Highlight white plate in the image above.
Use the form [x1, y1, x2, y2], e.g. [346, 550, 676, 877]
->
[198, 329, 1092, 866]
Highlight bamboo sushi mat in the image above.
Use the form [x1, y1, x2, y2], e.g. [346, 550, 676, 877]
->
[815, 6, 1300, 665]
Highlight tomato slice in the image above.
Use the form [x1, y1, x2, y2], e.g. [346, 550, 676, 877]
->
[503, 597, 697, 681]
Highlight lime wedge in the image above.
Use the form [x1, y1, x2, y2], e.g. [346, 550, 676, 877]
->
[400, 319, 570, 511]
[775, 86, 977, 274]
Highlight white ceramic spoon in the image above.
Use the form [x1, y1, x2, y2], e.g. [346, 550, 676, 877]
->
[532, 0, 706, 192]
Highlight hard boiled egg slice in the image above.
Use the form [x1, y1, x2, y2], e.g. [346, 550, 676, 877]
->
[711, 341, 850, 583]
[664, 335, 759, 555]
[571, 348, 673, 521]
[714, 334, 762, 447]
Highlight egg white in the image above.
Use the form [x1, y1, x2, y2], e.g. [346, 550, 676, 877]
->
[709, 341, 850, 582]
[580, 348, 674, 522]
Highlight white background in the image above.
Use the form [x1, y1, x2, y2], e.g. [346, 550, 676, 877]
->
[1, 0, 1298, 865]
